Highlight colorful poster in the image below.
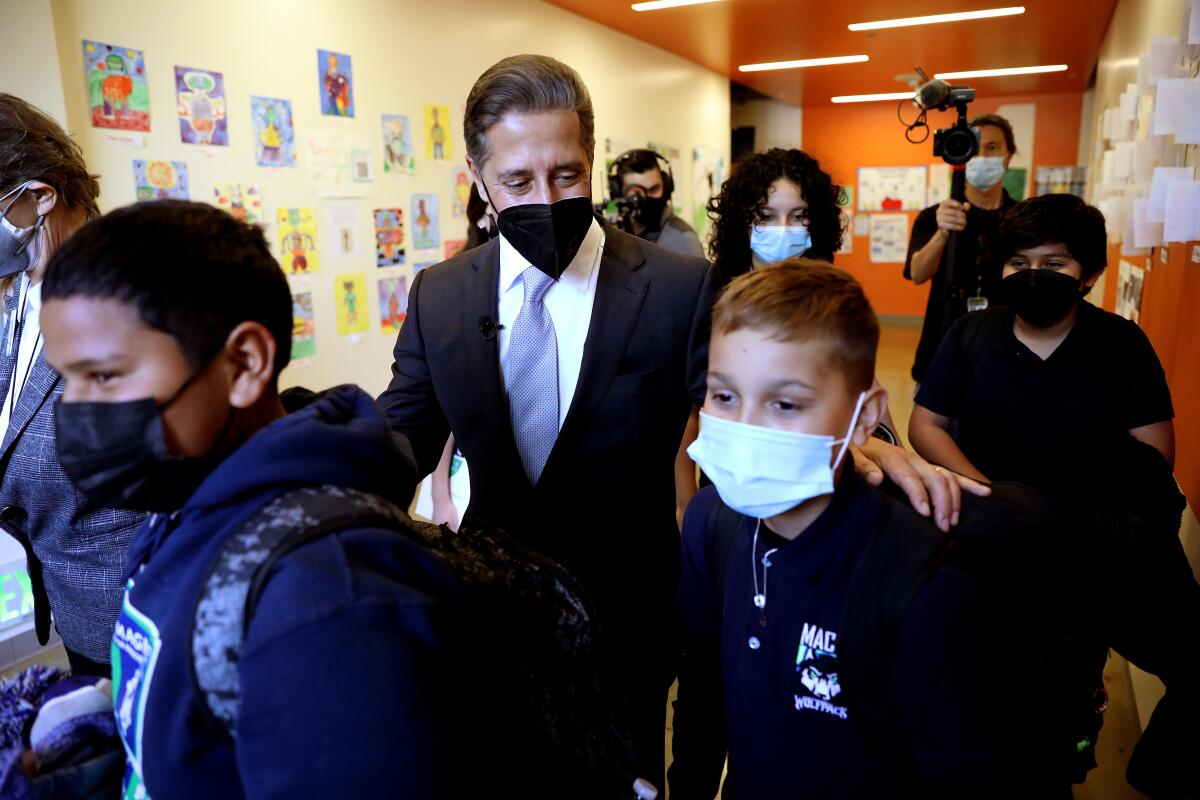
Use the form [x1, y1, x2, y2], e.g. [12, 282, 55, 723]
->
[444, 240, 465, 259]
[451, 166, 472, 217]
[277, 208, 319, 275]
[291, 292, 316, 359]
[317, 49, 354, 117]
[82, 40, 150, 131]
[335, 272, 369, 335]
[381, 114, 414, 174]
[133, 160, 189, 200]
[424, 105, 450, 160]
[857, 166, 928, 212]
[412, 193, 440, 250]
[212, 183, 261, 224]
[378, 276, 409, 334]
[373, 208, 405, 266]
[250, 96, 296, 168]
[174, 66, 227, 146]
[868, 213, 910, 263]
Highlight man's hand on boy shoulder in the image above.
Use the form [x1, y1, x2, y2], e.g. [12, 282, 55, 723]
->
[851, 438, 991, 532]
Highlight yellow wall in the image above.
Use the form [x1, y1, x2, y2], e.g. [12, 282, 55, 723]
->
[34, 0, 729, 396]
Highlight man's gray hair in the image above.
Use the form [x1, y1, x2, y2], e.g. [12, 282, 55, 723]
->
[464, 54, 595, 171]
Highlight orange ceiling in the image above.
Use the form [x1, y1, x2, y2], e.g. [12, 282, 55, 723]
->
[543, 0, 1118, 107]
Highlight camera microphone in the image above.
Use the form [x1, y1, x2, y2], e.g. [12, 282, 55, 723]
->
[916, 78, 951, 110]
[479, 316, 503, 340]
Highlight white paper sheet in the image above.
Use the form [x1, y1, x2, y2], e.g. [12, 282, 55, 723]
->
[1119, 84, 1139, 121]
[1171, 81, 1200, 144]
[1132, 198, 1165, 248]
[1148, 167, 1196, 222]
[1148, 36, 1183, 84]
[868, 214, 909, 263]
[1152, 78, 1197, 135]
[1163, 180, 1200, 243]
[1133, 139, 1157, 184]
[328, 203, 362, 258]
[1113, 141, 1134, 179]
[1189, 0, 1200, 46]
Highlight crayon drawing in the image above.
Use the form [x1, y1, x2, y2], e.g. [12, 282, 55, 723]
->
[451, 166, 471, 217]
[381, 114, 414, 174]
[82, 40, 150, 131]
[251, 96, 296, 168]
[424, 105, 450, 161]
[373, 208, 405, 266]
[317, 49, 354, 117]
[377, 276, 409, 334]
[412, 193, 439, 250]
[291, 292, 316, 359]
[175, 66, 227, 146]
[277, 208, 319, 275]
[133, 160, 189, 200]
[212, 183, 262, 224]
[335, 273, 369, 335]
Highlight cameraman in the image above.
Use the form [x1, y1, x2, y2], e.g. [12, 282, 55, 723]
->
[612, 149, 704, 258]
[905, 113, 1017, 383]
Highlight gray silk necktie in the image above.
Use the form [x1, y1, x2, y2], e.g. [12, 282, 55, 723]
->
[506, 266, 560, 484]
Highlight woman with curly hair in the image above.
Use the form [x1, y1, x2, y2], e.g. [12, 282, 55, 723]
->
[707, 148, 846, 281]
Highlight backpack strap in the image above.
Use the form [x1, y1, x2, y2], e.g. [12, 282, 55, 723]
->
[189, 485, 410, 739]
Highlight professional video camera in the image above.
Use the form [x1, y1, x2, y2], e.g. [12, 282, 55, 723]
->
[595, 149, 676, 235]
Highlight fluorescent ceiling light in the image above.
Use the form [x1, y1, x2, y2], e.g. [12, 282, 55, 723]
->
[739, 55, 869, 72]
[631, 0, 719, 10]
[831, 91, 916, 103]
[935, 64, 1067, 79]
[849, 6, 1024, 31]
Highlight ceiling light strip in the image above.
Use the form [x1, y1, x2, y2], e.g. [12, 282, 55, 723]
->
[739, 55, 869, 72]
[848, 6, 1025, 31]
[631, 0, 720, 11]
[934, 64, 1067, 79]
[830, 92, 916, 103]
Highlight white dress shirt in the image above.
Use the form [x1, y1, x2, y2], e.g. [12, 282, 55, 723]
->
[0, 275, 44, 438]
[497, 216, 604, 430]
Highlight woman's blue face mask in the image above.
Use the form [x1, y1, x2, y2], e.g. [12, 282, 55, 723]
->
[749, 223, 811, 267]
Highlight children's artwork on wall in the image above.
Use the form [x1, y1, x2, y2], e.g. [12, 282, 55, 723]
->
[424, 105, 450, 161]
[291, 292, 316, 359]
[174, 66, 227, 146]
[691, 146, 726, 237]
[413, 262, 435, 277]
[381, 114, 414, 174]
[444, 240, 465, 259]
[451, 166, 472, 217]
[277, 208, 319, 275]
[857, 166, 928, 212]
[251, 96, 296, 168]
[133, 160, 189, 200]
[373, 208, 405, 266]
[412, 193, 440, 250]
[317, 49, 354, 117]
[351, 149, 373, 183]
[308, 132, 369, 197]
[328, 203, 361, 258]
[648, 142, 685, 213]
[377, 276, 409, 334]
[82, 40, 150, 131]
[212, 183, 261, 224]
[335, 272, 369, 335]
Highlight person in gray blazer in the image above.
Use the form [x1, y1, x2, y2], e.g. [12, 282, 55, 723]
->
[0, 94, 141, 674]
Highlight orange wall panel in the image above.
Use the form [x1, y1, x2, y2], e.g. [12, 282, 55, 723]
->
[803, 92, 1084, 318]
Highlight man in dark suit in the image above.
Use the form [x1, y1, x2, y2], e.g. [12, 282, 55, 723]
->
[379, 55, 708, 787]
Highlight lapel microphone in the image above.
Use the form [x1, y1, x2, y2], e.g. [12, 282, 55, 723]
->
[479, 316, 504, 341]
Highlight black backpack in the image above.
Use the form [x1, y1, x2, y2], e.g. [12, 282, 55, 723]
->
[188, 484, 637, 798]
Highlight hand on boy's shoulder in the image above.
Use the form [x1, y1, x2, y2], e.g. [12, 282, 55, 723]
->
[853, 439, 990, 533]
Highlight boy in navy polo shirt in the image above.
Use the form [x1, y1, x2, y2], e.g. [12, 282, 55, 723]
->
[669, 262, 1006, 799]
[37, 202, 478, 799]
[909, 193, 1174, 505]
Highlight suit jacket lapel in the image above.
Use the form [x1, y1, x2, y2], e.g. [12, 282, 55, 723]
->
[546, 227, 649, 472]
[0, 291, 18, 406]
[461, 240, 524, 472]
[0, 353, 59, 460]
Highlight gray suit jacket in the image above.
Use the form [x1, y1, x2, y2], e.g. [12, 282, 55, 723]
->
[0, 289, 141, 662]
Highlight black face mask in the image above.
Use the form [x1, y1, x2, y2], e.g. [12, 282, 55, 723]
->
[55, 366, 235, 514]
[1000, 269, 1085, 326]
[492, 194, 594, 280]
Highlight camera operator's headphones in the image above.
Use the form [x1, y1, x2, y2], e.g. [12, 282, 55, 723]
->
[607, 149, 675, 202]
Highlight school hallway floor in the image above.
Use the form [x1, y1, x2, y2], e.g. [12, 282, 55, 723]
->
[660, 321, 1150, 800]
[0, 323, 1150, 798]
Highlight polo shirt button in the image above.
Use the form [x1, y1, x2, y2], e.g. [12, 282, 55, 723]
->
[748, 636, 761, 650]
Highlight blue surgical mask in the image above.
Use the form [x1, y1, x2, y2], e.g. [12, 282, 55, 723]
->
[965, 156, 1006, 190]
[686, 392, 866, 519]
[749, 224, 811, 267]
[0, 183, 44, 280]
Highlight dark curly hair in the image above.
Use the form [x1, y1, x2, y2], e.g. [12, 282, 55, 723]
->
[707, 148, 845, 283]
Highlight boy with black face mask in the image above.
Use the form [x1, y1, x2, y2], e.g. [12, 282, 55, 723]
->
[39, 202, 473, 799]
[908, 193, 1174, 501]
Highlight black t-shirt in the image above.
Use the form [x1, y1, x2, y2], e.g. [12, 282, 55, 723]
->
[905, 192, 1015, 382]
[915, 301, 1175, 500]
